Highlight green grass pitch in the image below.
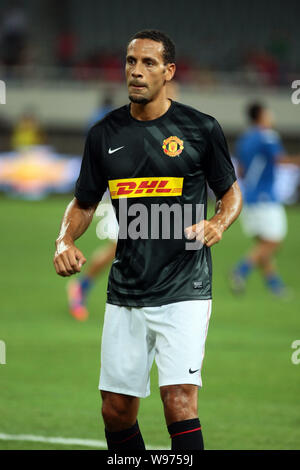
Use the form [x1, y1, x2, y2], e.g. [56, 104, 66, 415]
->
[0, 195, 299, 450]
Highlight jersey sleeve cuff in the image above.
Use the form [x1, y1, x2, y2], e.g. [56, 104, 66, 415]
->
[74, 185, 103, 204]
[208, 170, 237, 195]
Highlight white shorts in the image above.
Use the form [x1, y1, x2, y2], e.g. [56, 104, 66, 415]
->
[240, 202, 287, 242]
[99, 300, 212, 398]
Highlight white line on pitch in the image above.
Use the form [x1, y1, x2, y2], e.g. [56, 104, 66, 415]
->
[0, 433, 167, 450]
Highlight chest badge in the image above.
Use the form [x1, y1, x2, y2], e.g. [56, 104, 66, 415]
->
[162, 136, 184, 157]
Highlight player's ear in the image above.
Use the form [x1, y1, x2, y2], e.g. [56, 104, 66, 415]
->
[165, 63, 176, 82]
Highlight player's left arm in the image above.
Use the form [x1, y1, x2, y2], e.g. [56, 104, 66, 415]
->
[185, 181, 243, 247]
[185, 118, 243, 247]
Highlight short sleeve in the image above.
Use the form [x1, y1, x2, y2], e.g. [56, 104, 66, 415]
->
[261, 130, 284, 161]
[74, 127, 107, 203]
[205, 119, 237, 195]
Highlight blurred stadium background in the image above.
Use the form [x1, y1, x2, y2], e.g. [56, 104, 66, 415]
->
[0, 0, 299, 450]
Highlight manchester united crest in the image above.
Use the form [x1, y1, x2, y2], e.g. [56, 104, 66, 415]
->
[162, 136, 184, 157]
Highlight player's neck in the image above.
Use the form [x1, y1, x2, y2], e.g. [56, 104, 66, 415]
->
[130, 96, 172, 122]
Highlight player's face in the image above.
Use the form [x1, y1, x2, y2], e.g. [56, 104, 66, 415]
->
[126, 39, 175, 104]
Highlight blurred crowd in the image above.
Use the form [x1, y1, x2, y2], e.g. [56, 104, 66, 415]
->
[0, 3, 297, 87]
[0, 3, 28, 69]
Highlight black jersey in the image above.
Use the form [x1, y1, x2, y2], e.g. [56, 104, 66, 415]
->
[75, 100, 236, 307]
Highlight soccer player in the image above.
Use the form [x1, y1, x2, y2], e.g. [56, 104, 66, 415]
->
[53, 30, 242, 450]
[230, 102, 300, 297]
[11, 110, 45, 149]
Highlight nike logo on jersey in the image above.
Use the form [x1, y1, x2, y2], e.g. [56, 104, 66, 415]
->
[189, 368, 200, 374]
[108, 146, 124, 154]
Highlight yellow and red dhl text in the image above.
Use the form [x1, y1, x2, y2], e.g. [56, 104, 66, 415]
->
[109, 177, 184, 198]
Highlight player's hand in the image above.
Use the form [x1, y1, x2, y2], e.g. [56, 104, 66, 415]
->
[185, 217, 225, 247]
[53, 236, 86, 277]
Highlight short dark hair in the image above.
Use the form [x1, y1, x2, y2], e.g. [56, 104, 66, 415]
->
[128, 29, 176, 64]
[247, 102, 265, 123]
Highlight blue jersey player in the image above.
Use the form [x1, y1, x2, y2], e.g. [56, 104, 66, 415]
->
[230, 102, 300, 297]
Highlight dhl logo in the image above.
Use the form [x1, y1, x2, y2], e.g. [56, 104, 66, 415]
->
[109, 177, 184, 199]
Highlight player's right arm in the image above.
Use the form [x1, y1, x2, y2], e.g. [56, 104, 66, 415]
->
[54, 124, 107, 277]
[53, 197, 99, 277]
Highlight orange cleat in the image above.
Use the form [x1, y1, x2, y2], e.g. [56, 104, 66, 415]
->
[67, 280, 89, 321]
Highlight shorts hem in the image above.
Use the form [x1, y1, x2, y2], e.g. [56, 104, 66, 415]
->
[98, 384, 150, 398]
[158, 378, 202, 388]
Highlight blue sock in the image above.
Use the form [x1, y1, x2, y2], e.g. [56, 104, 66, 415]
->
[234, 259, 253, 279]
[80, 277, 93, 296]
[265, 274, 285, 294]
